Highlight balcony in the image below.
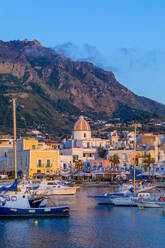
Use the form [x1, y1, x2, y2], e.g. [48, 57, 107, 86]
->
[37, 163, 52, 168]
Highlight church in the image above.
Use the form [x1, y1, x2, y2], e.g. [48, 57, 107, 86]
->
[60, 116, 109, 164]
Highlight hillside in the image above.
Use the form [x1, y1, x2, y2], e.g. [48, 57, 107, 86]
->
[0, 39, 164, 138]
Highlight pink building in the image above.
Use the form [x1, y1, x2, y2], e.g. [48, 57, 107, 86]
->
[90, 159, 109, 168]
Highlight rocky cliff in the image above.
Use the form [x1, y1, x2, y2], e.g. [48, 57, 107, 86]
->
[0, 39, 164, 137]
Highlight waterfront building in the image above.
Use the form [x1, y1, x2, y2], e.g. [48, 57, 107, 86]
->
[89, 158, 109, 169]
[108, 149, 133, 168]
[59, 154, 73, 170]
[135, 147, 155, 171]
[0, 138, 59, 177]
[0, 138, 13, 157]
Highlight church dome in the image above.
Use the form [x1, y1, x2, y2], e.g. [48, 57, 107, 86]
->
[74, 116, 91, 132]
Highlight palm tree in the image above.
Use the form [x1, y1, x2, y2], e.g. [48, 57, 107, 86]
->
[143, 153, 155, 176]
[108, 154, 120, 170]
[75, 160, 84, 172]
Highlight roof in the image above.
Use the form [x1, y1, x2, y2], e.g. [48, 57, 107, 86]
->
[74, 116, 91, 132]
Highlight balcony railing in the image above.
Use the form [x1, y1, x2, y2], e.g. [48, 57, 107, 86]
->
[37, 163, 52, 168]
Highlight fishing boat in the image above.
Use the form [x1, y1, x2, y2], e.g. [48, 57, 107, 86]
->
[0, 190, 69, 217]
[0, 98, 70, 217]
[35, 180, 77, 195]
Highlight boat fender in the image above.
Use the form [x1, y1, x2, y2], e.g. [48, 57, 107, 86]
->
[159, 196, 165, 202]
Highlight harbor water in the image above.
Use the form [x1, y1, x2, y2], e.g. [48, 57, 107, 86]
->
[1, 186, 165, 248]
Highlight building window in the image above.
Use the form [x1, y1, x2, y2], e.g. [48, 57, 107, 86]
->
[46, 159, 51, 167]
[38, 159, 42, 167]
[32, 145, 35, 150]
[73, 155, 78, 162]
[84, 133, 86, 138]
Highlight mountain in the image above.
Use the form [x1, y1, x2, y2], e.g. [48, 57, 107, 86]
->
[0, 39, 164, 138]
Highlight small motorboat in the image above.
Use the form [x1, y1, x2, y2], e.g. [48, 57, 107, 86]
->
[135, 195, 165, 208]
[111, 192, 151, 207]
[91, 187, 134, 205]
[111, 196, 137, 207]
[135, 199, 161, 208]
[35, 180, 77, 196]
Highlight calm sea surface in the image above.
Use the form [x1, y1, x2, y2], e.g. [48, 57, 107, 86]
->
[1, 186, 165, 248]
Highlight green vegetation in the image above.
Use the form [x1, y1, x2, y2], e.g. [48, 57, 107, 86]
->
[98, 146, 107, 158]
[108, 154, 120, 169]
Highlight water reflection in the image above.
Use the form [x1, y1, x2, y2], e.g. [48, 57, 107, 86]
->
[1, 186, 165, 248]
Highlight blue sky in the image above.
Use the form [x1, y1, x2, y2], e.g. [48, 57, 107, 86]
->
[1, 0, 165, 104]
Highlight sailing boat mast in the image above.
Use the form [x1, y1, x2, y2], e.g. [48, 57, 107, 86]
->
[13, 98, 17, 179]
[133, 124, 137, 193]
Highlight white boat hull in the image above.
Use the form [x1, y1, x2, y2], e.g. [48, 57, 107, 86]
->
[111, 197, 137, 206]
[36, 186, 77, 196]
[136, 201, 161, 208]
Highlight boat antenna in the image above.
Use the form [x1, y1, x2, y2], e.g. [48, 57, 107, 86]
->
[133, 123, 137, 193]
[13, 98, 17, 180]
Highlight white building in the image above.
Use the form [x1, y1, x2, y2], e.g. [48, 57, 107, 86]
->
[61, 116, 109, 165]
[108, 149, 133, 167]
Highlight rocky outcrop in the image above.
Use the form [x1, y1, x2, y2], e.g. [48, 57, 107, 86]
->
[0, 39, 164, 136]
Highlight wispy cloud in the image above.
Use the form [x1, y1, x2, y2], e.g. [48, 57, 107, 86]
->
[129, 50, 158, 68]
[54, 42, 119, 72]
[118, 46, 160, 69]
[120, 47, 137, 57]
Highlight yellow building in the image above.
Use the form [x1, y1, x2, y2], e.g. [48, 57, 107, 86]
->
[29, 150, 59, 177]
[135, 148, 155, 170]
[17, 138, 39, 151]
[110, 130, 119, 144]
[23, 138, 39, 150]
[6, 138, 60, 177]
